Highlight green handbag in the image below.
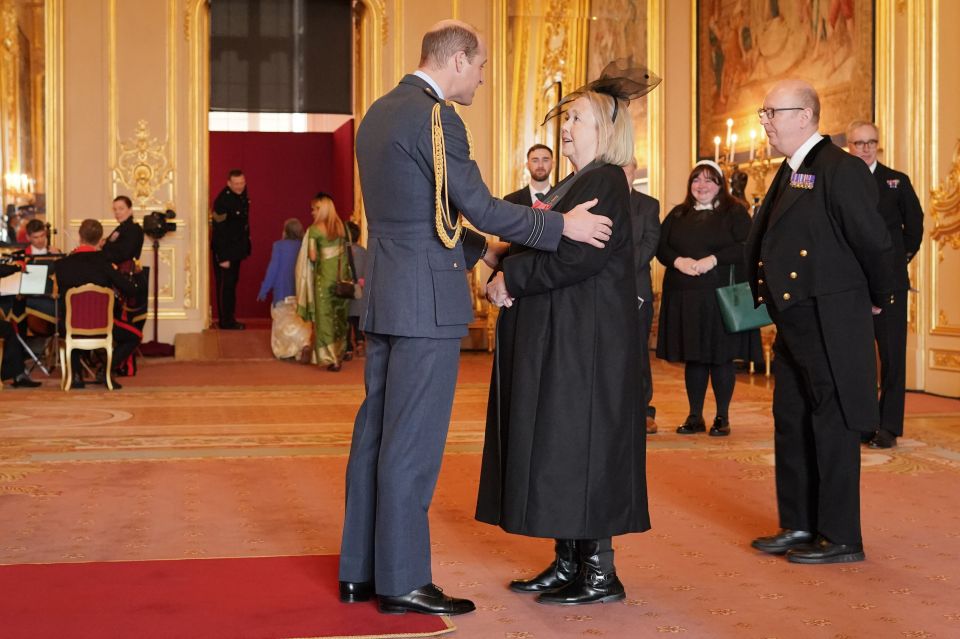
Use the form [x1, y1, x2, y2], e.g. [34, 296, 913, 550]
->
[715, 266, 772, 333]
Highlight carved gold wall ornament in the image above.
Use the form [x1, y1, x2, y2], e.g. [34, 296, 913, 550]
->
[183, 251, 192, 308]
[113, 119, 174, 210]
[930, 139, 960, 250]
[930, 349, 960, 372]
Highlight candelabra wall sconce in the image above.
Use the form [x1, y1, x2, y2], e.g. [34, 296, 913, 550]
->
[711, 119, 779, 209]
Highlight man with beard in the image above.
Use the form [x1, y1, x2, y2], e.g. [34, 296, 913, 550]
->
[504, 144, 554, 206]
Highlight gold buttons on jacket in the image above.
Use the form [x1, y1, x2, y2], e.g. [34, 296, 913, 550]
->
[758, 296, 765, 302]
[799, 249, 808, 257]
[758, 278, 764, 285]
[758, 261, 764, 267]
[783, 293, 791, 301]
[789, 272, 798, 279]
[453, 262, 459, 268]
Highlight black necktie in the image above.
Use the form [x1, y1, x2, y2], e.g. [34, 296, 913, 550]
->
[535, 192, 546, 202]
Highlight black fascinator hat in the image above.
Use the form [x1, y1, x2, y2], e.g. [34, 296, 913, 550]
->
[541, 58, 662, 126]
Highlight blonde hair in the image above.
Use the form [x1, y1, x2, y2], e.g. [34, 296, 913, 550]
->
[579, 91, 635, 167]
[310, 196, 345, 241]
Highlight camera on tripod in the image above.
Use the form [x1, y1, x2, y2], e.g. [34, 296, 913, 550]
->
[143, 209, 177, 239]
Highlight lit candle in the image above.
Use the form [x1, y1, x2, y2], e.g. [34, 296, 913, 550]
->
[729, 134, 738, 163]
[726, 118, 734, 147]
[749, 129, 757, 161]
[714, 136, 721, 163]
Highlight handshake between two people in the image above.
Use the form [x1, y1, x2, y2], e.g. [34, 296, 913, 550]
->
[484, 198, 611, 309]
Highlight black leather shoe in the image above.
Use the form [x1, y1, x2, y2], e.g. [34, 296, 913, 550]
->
[11, 374, 41, 388]
[708, 416, 730, 437]
[860, 431, 876, 444]
[676, 415, 706, 435]
[868, 429, 897, 449]
[70, 375, 86, 390]
[510, 539, 578, 593]
[378, 584, 475, 616]
[751, 529, 814, 554]
[339, 580, 374, 603]
[786, 536, 865, 564]
[536, 540, 625, 606]
[219, 322, 245, 330]
[95, 373, 121, 390]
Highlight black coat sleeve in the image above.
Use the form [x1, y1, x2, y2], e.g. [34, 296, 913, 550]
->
[462, 228, 487, 269]
[102, 223, 144, 264]
[502, 169, 627, 298]
[831, 157, 896, 306]
[898, 174, 924, 261]
[634, 196, 661, 269]
[655, 208, 682, 268]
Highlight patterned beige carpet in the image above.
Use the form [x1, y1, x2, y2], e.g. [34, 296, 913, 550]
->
[1, 349, 959, 638]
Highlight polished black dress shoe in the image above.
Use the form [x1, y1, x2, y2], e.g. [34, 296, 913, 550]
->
[219, 321, 245, 330]
[868, 429, 897, 449]
[708, 416, 730, 437]
[378, 584, 475, 616]
[786, 536, 865, 564]
[510, 539, 578, 593]
[536, 539, 625, 606]
[94, 372, 122, 389]
[751, 529, 814, 554]
[676, 415, 706, 435]
[860, 431, 876, 444]
[11, 374, 42, 388]
[339, 580, 374, 603]
[70, 375, 86, 389]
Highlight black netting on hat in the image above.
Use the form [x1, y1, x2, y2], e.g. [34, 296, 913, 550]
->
[541, 58, 662, 125]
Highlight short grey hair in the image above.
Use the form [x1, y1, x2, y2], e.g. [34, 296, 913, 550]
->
[846, 120, 879, 140]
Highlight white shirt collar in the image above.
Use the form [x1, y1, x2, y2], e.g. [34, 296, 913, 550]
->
[869, 160, 878, 173]
[787, 132, 825, 172]
[413, 70, 444, 100]
[528, 183, 550, 203]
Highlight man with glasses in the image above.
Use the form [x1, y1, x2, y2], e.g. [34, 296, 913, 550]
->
[746, 79, 894, 565]
[847, 121, 924, 449]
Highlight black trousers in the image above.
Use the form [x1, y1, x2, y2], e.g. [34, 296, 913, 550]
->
[639, 300, 655, 418]
[214, 259, 242, 326]
[0, 322, 26, 380]
[873, 290, 908, 436]
[769, 300, 862, 545]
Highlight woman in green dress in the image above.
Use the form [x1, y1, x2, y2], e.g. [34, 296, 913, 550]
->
[296, 194, 350, 371]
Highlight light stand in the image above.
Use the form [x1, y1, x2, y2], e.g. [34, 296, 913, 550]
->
[140, 217, 176, 357]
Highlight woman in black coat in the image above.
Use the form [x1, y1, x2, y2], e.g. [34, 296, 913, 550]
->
[655, 160, 752, 436]
[476, 87, 650, 607]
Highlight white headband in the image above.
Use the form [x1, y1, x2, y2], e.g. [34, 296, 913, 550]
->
[694, 159, 725, 177]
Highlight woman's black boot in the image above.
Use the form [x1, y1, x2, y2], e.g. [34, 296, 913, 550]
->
[536, 539, 625, 605]
[509, 539, 579, 593]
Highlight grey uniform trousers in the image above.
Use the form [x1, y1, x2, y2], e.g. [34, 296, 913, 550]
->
[338, 332, 462, 596]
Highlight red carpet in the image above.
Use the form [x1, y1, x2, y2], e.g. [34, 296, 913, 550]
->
[0, 555, 453, 639]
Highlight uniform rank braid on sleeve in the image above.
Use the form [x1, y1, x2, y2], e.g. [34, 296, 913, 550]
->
[524, 207, 544, 247]
[432, 101, 471, 249]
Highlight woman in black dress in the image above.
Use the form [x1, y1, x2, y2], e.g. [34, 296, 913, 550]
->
[476, 63, 660, 607]
[656, 160, 752, 436]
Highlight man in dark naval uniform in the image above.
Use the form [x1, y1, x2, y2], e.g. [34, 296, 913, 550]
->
[624, 157, 661, 434]
[55, 219, 140, 389]
[747, 80, 894, 565]
[102, 196, 145, 266]
[102, 195, 147, 376]
[211, 169, 251, 330]
[504, 144, 554, 206]
[847, 120, 924, 449]
[338, 19, 613, 617]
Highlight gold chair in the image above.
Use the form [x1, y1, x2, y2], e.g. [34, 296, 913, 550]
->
[58, 284, 115, 391]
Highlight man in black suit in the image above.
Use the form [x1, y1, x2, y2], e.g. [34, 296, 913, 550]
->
[847, 120, 924, 449]
[747, 80, 894, 564]
[624, 158, 661, 434]
[55, 219, 140, 389]
[211, 169, 251, 330]
[504, 144, 554, 206]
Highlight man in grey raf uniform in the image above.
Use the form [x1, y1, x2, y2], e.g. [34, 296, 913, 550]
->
[338, 20, 613, 616]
